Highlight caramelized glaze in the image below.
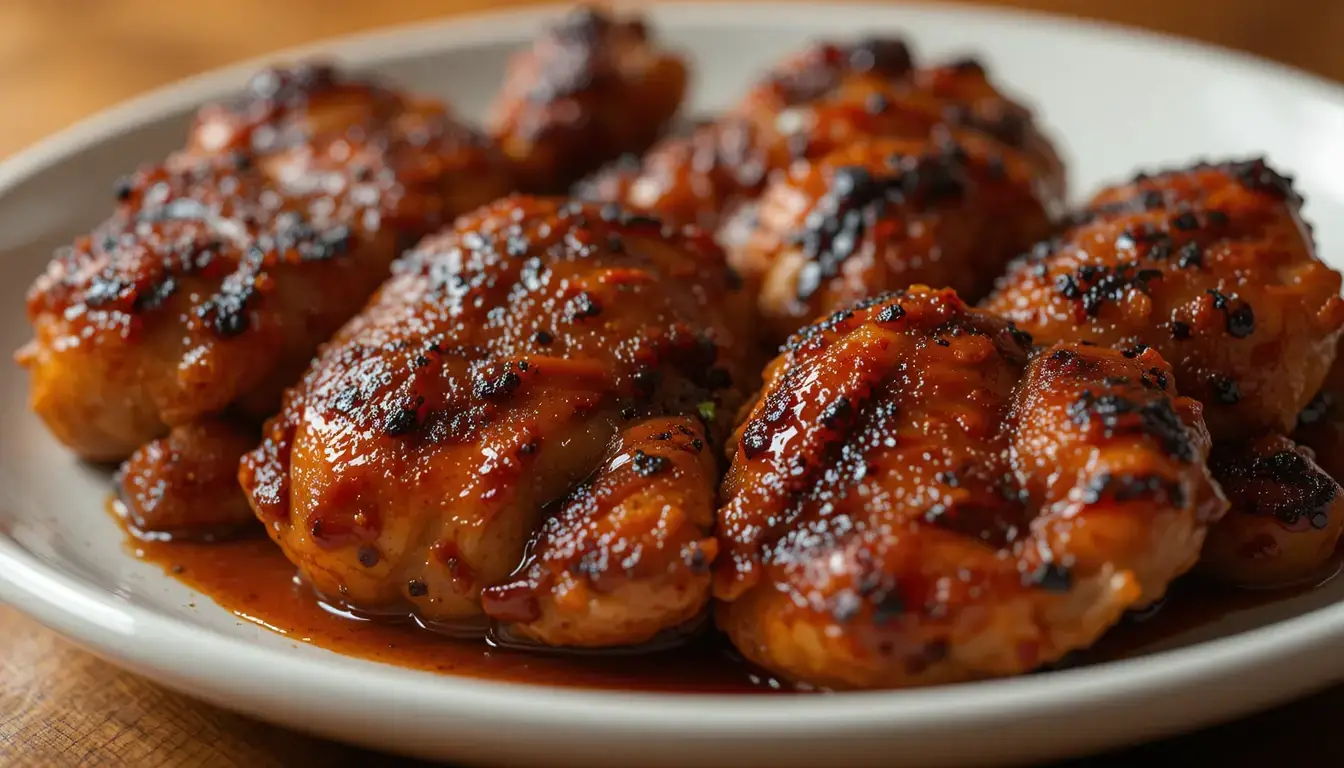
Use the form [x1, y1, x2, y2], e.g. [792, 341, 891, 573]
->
[713, 287, 1225, 689]
[238, 196, 757, 647]
[728, 131, 1054, 344]
[1200, 433, 1344, 587]
[729, 39, 1065, 199]
[17, 62, 512, 464]
[985, 158, 1344, 440]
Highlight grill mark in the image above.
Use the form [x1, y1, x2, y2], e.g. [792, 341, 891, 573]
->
[1213, 443, 1338, 528]
[789, 145, 972, 301]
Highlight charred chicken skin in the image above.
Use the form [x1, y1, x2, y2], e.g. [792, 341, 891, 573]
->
[572, 119, 766, 236]
[16, 63, 512, 538]
[490, 5, 688, 194]
[1207, 339, 1344, 585]
[1199, 434, 1343, 587]
[984, 158, 1344, 441]
[714, 287, 1225, 690]
[730, 39, 1065, 199]
[578, 37, 1066, 234]
[18, 63, 512, 464]
[729, 131, 1055, 346]
[240, 196, 754, 648]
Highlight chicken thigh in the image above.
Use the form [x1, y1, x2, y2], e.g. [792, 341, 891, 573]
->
[728, 131, 1054, 345]
[984, 158, 1344, 440]
[1199, 434, 1343, 587]
[20, 63, 512, 463]
[17, 63, 513, 537]
[714, 287, 1225, 689]
[490, 5, 688, 193]
[240, 196, 754, 648]
[1202, 339, 1344, 586]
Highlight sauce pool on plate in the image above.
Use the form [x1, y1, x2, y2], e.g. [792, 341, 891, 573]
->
[113, 498, 787, 693]
[112, 498, 1338, 692]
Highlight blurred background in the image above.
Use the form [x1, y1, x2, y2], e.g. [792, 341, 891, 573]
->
[1, 0, 1342, 158]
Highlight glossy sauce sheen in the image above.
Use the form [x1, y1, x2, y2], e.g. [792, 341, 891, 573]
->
[116, 499, 779, 692]
[115, 499, 1332, 693]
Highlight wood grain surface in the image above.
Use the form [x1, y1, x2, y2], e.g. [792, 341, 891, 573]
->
[2, 1, 1343, 766]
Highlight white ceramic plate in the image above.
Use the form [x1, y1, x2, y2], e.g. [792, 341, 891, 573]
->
[3, 3, 1344, 766]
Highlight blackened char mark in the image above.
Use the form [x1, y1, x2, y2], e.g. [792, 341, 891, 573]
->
[791, 146, 970, 301]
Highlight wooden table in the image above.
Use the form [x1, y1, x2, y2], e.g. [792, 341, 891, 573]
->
[2, 1, 1342, 765]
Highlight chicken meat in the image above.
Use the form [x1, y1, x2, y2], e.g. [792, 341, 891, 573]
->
[1199, 434, 1343, 587]
[728, 131, 1055, 346]
[1200, 338, 1344, 586]
[490, 5, 688, 194]
[577, 36, 1066, 234]
[240, 196, 755, 648]
[983, 158, 1344, 440]
[714, 287, 1226, 689]
[16, 62, 513, 536]
[115, 419, 260, 541]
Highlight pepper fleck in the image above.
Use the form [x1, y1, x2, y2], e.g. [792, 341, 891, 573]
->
[357, 546, 380, 568]
[383, 408, 418, 437]
[820, 396, 852, 428]
[631, 449, 672, 477]
[872, 592, 906, 624]
[742, 428, 770, 459]
[1226, 304, 1255, 338]
[1171, 211, 1200, 231]
[571, 292, 603, 320]
[1177, 241, 1203, 269]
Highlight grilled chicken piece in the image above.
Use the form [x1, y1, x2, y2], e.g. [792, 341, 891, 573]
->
[490, 5, 688, 194]
[983, 158, 1344, 440]
[240, 196, 754, 648]
[1214, 340, 1344, 583]
[482, 415, 718, 647]
[728, 132, 1054, 346]
[714, 287, 1226, 690]
[116, 420, 259, 541]
[1200, 434, 1343, 587]
[16, 63, 513, 465]
[731, 40, 1064, 198]
[577, 37, 1065, 233]
[572, 120, 766, 236]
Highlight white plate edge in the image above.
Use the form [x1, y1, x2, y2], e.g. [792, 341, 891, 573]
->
[0, 0, 1339, 738]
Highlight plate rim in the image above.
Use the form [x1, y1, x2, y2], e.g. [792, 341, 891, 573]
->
[2, 0, 1344, 744]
